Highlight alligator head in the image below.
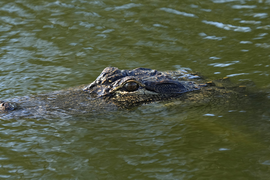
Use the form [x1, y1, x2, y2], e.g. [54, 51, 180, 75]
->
[84, 67, 201, 108]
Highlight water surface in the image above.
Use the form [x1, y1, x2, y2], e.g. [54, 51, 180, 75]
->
[0, 0, 270, 179]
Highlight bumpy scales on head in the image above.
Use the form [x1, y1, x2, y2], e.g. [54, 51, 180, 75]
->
[83, 67, 201, 108]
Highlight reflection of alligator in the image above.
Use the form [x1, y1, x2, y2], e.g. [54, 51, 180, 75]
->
[0, 67, 248, 119]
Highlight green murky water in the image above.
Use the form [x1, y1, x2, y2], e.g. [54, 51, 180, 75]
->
[0, 0, 270, 179]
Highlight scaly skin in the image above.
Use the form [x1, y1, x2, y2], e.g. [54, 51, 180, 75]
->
[0, 67, 247, 119]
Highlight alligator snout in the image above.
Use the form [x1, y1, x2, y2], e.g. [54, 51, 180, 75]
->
[0, 101, 17, 111]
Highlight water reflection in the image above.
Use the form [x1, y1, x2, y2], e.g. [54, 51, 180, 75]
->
[202, 20, 252, 32]
[160, 7, 197, 17]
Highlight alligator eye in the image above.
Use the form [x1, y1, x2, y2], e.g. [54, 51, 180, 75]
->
[124, 82, 139, 92]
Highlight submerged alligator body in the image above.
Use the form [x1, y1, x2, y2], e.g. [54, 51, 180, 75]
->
[0, 67, 248, 119]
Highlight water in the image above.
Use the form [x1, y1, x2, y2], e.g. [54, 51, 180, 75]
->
[0, 0, 270, 179]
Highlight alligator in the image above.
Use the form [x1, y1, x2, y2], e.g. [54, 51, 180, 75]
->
[0, 67, 248, 119]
